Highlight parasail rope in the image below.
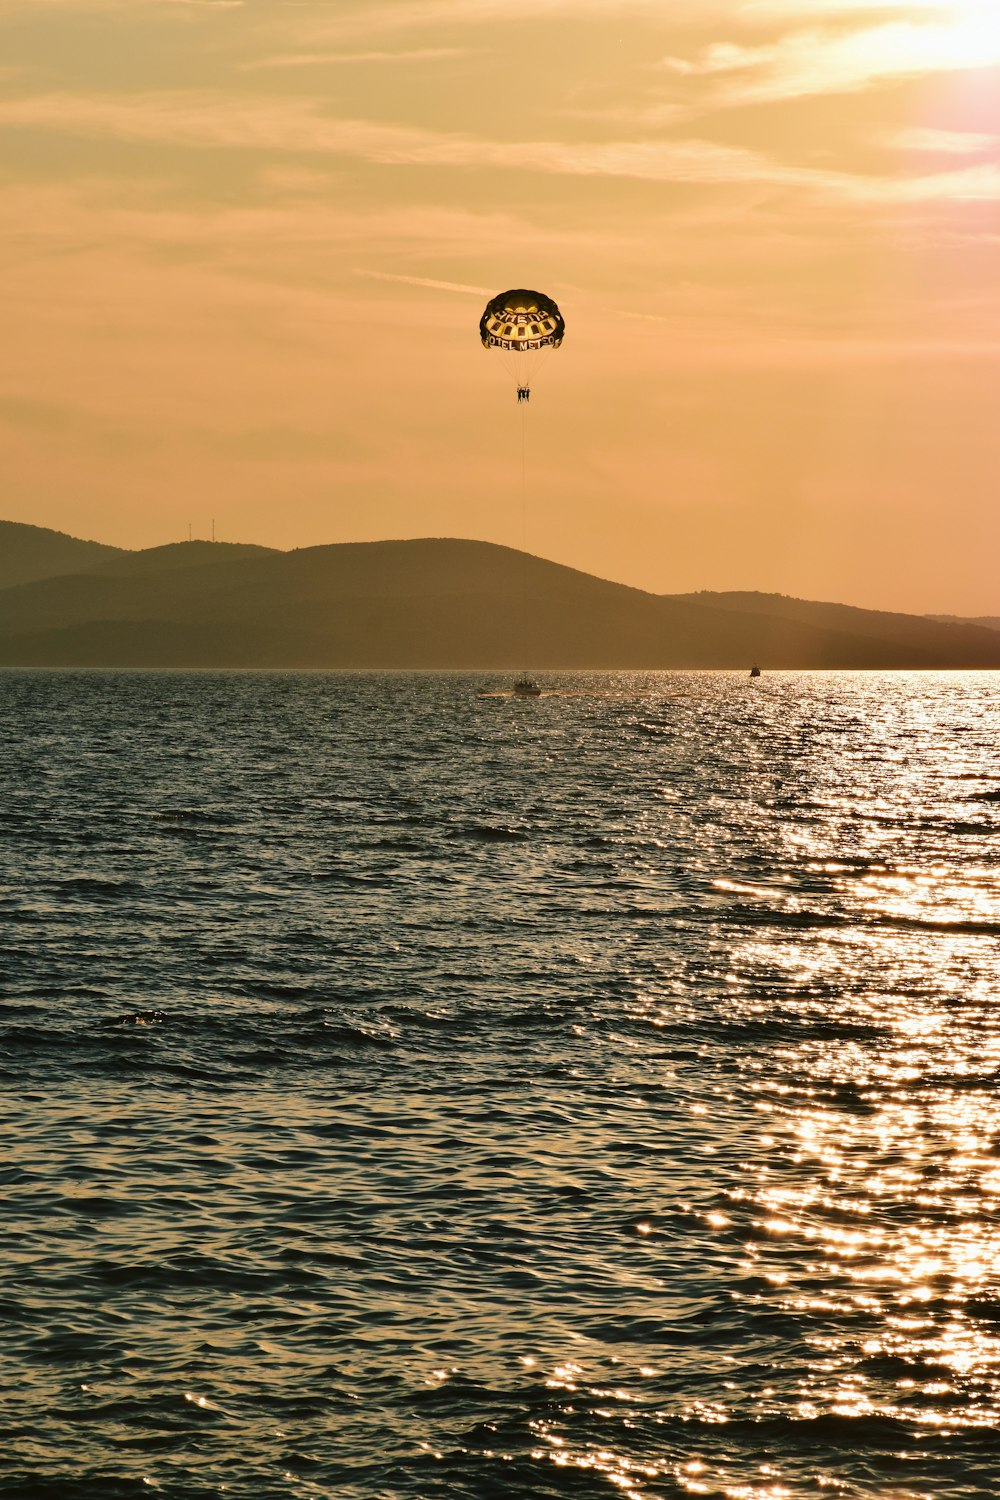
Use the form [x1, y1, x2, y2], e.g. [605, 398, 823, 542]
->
[520, 393, 528, 673]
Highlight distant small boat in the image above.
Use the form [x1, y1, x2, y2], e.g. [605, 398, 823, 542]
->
[513, 676, 542, 696]
[749, 664, 761, 678]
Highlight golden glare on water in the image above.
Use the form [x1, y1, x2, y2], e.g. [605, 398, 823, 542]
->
[4, 671, 1000, 1499]
[730, 947, 1000, 1443]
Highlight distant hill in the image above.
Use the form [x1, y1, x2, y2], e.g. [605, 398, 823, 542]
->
[93, 540, 280, 576]
[0, 520, 123, 590]
[929, 613, 1000, 634]
[1, 523, 999, 669]
[674, 591, 1000, 661]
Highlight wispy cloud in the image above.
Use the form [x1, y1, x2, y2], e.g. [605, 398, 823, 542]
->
[0, 178, 625, 283]
[0, 0, 245, 8]
[241, 48, 467, 73]
[299, 0, 698, 31]
[659, 20, 1000, 104]
[741, 0, 973, 15]
[358, 271, 490, 295]
[884, 126, 997, 155]
[257, 0, 990, 41]
[2, 91, 999, 204]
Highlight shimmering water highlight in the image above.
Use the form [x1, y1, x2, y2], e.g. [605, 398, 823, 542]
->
[2, 670, 999, 1499]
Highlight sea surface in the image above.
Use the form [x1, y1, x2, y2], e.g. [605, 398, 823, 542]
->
[2, 669, 999, 1500]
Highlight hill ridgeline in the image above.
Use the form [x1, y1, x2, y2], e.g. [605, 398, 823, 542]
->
[0, 520, 997, 670]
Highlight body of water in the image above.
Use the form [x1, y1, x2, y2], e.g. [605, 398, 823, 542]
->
[2, 670, 999, 1499]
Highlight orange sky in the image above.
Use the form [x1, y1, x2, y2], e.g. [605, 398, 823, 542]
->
[2, 0, 1000, 612]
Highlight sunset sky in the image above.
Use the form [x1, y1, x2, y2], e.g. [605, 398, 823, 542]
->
[2, 0, 1000, 612]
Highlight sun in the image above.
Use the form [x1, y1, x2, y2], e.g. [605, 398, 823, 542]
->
[936, 0, 1000, 27]
[924, 0, 1000, 62]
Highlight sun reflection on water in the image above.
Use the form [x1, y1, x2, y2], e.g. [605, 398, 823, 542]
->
[5, 670, 1000, 1498]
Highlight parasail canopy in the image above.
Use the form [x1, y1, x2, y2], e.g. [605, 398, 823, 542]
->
[479, 289, 565, 353]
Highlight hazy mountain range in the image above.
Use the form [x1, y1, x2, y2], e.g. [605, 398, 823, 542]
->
[1, 520, 998, 670]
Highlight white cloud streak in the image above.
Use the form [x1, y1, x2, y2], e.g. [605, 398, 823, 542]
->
[884, 127, 997, 155]
[0, 0, 243, 10]
[261, 0, 1000, 41]
[2, 91, 999, 203]
[659, 19, 1000, 104]
[241, 48, 467, 73]
[358, 270, 491, 295]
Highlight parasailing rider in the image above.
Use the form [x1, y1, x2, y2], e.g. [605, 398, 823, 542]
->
[479, 289, 565, 699]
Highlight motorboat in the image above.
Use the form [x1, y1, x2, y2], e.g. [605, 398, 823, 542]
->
[513, 676, 542, 696]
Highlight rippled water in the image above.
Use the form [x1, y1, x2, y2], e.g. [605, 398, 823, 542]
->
[2, 670, 999, 1500]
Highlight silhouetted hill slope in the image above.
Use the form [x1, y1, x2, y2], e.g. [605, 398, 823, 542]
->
[929, 614, 1000, 634]
[93, 540, 279, 575]
[0, 529, 998, 668]
[0, 520, 122, 590]
[673, 590, 1000, 660]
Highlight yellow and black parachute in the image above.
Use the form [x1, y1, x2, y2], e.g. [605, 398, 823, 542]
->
[480, 288, 564, 399]
[479, 289, 565, 353]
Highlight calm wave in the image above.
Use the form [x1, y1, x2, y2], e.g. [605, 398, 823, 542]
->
[2, 670, 999, 1499]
